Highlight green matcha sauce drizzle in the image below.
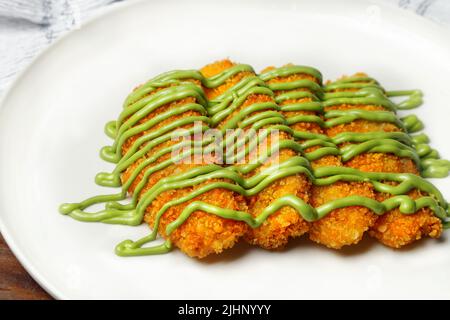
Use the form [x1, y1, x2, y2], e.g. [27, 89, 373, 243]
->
[59, 64, 450, 256]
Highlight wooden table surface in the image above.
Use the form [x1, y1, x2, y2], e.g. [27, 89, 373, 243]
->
[0, 234, 52, 300]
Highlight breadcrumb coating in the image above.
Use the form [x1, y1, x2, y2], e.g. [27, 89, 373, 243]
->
[202, 60, 311, 249]
[121, 66, 443, 257]
[244, 145, 311, 249]
[200, 59, 254, 100]
[266, 70, 378, 249]
[309, 181, 377, 248]
[145, 182, 248, 258]
[370, 188, 442, 248]
[326, 75, 442, 248]
[122, 79, 247, 258]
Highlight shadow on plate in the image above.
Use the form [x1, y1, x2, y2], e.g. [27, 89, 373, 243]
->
[198, 241, 254, 264]
[195, 233, 447, 264]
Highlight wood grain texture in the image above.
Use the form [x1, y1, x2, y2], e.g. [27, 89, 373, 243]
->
[0, 234, 52, 300]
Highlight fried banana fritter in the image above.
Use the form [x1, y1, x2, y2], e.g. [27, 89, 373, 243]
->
[122, 80, 247, 258]
[123, 68, 444, 256]
[326, 74, 442, 248]
[201, 60, 310, 249]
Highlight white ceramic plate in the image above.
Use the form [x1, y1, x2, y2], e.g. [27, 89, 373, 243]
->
[1, 0, 450, 300]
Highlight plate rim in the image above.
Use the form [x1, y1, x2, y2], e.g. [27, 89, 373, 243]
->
[0, 0, 449, 300]
[0, 0, 138, 300]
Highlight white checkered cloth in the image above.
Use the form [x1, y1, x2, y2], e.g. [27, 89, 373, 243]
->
[0, 0, 449, 96]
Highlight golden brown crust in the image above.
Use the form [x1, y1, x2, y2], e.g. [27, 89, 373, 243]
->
[309, 182, 377, 248]
[121, 74, 247, 258]
[145, 185, 248, 258]
[369, 187, 442, 248]
[370, 210, 442, 248]
[120, 65, 443, 257]
[244, 151, 311, 249]
[202, 60, 312, 249]
[200, 59, 254, 100]
[325, 76, 442, 249]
